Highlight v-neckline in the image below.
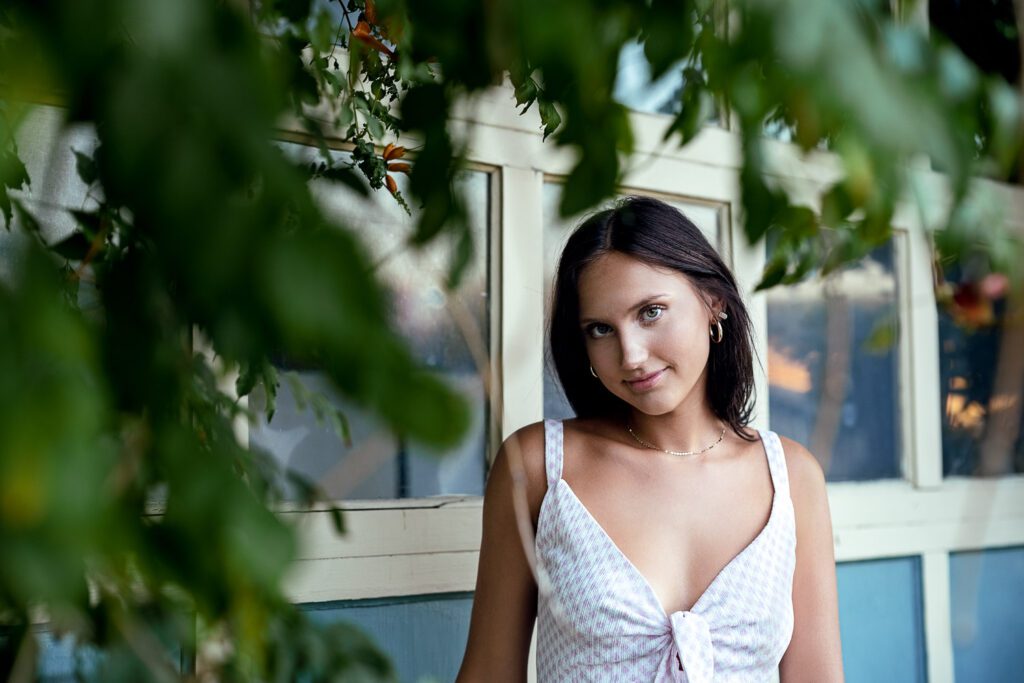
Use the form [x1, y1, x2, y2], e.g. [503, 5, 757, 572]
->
[556, 430, 777, 619]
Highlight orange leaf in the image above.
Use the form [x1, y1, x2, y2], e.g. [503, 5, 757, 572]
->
[351, 20, 394, 58]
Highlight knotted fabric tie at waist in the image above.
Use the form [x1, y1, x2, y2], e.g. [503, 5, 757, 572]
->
[668, 611, 714, 683]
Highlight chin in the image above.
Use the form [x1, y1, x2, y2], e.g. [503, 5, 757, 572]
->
[620, 394, 682, 417]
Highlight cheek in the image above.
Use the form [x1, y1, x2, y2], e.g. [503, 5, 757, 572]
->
[663, 315, 709, 350]
[657, 320, 712, 375]
[584, 338, 611, 366]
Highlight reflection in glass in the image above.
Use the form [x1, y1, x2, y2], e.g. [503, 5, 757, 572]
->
[938, 266, 1023, 476]
[249, 145, 490, 499]
[836, 557, 926, 682]
[541, 184, 722, 420]
[949, 546, 1024, 681]
[767, 245, 902, 481]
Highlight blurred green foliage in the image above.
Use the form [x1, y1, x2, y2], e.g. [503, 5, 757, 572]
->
[0, 0, 1021, 680]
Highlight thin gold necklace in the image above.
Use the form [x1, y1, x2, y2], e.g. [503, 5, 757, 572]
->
[626, 423, 727, 457]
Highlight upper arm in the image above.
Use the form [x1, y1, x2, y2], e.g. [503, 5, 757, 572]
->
[778, 437, 845, 683]
[456, 422, 548, 683]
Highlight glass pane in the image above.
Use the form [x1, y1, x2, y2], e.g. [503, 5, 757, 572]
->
[767, 244, 902, 481]
[950, 546, 1024, 682]
[541, 183, 723, 419]
[248, 144, 490, 500]
[938, 264, 1024, 476]
[836, 557, 926, 683]
[303, 592, 473, 683]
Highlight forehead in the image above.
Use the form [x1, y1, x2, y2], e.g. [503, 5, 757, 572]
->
[577, 252, 702, 314]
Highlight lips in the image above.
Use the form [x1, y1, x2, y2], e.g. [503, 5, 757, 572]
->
[624, 368, 667, 392]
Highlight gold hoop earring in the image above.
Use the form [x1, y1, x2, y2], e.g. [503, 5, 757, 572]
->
[710, 320, 724, 343]
[590, 365, 598, 378]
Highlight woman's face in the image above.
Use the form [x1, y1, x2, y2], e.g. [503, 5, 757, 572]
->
[577, 251, 718, 417]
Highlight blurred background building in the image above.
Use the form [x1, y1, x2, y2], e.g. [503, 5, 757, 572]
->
[9, 1, 1024, 681]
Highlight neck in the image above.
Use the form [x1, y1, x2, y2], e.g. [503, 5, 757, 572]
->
[627, 403, 724, 454]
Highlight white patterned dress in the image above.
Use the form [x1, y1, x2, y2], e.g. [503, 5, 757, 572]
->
[534, 420, 796, 682]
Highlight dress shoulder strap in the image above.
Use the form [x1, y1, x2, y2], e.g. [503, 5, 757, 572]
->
[760, 429, 791, 498]
[543, 419, 564, 489]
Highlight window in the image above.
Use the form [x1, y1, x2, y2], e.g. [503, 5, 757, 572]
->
[937, 263, 1024, 476]
[766, 243, 903, 481]
[248, 142, 494, 499]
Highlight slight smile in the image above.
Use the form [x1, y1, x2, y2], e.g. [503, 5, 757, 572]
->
[624, 368, 667, 392]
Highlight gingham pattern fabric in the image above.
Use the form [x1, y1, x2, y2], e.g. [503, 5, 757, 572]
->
[535, 419, 795, 682]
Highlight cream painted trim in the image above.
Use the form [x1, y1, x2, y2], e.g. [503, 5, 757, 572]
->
[922, 551, 956, 683]
[284, 551, 479, 603]
[282, 501, 482, 560]
[892, 230, 915, 483]
[827, 477, 1024, 527]
[280, 476, 1024, 601]
[903, 227, 944, 488]
[500, 166, 546, 439]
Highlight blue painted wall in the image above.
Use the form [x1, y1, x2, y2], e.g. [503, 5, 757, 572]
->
[836, 556, 927, 683]
[950, 546, 1024, 682]
[302, 592, 473, 683]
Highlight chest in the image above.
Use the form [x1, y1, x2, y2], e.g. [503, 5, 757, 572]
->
[559, 449, 775, 615]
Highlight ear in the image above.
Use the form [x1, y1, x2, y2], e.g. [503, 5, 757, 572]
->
[701, 292, 726, 321]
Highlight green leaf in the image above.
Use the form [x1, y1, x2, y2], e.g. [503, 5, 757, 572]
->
[665, 78, 713, 145]
[73, 148, 97, 186]
[49, 231, 92, 261]
[276, 0, 312, 23]
[821, 184, 854, 228]
[329, 506, 346, 535]
[236, 361, 259, 398]
[0, 150, 29, 226]
[0, 150, 29, 191]
[0, 187, 11, 228]
[331, 408, 352, 448]
[513, 76, 538, 110]
[263, 363, 279, 422]
[366, 114, 385, 139]
[321, 165, 370, 197]
[69, 209, 102, 237]
[538, 100, 561, 141]
[642, 0, 695, 81]
[309, 9, 336, 53]
[11, 199, 42, 239]
[446, 222, 474, 289]
[755, 256, 789, 291]
[862, 314, 900, 354]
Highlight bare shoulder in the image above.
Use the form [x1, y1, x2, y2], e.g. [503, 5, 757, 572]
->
[776, 435, 828, 507]
[490, 421, 550, 522]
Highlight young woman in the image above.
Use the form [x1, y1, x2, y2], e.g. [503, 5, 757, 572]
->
[457, 197, 843, 682]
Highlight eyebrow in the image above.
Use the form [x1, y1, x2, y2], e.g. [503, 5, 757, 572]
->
[579, 293, 670, 325]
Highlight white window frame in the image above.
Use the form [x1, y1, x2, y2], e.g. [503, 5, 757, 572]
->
[277, 82, 1024, 683]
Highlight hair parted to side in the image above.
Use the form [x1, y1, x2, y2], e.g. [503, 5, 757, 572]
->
[548, 195, 758, 440]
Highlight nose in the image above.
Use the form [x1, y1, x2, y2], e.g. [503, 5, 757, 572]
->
[618, 329, 648, 370]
